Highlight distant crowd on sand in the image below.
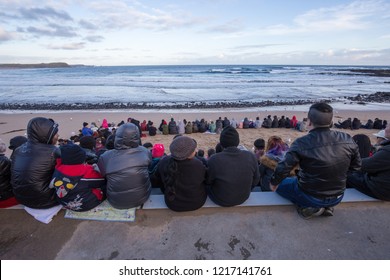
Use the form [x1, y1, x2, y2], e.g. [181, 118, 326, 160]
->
[1, 103, 390, 221]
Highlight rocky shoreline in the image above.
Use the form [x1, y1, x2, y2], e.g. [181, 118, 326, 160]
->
[0, 92, 389, 111]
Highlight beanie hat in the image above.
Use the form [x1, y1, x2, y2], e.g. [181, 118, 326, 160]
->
[79, 136, 96, 150]
[220, 126, 240, 148]
[60, 144, 86, 165]
[169, 136, 197, 160]
[152, 143, 165, 158]
[8, 135, 28, 150]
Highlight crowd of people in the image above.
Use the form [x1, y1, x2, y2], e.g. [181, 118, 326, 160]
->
[1, 102, 389, 220]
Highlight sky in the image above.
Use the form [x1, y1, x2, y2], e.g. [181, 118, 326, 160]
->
[1, 0, 390, 66]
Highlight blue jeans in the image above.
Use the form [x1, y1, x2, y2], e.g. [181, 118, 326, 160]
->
[276, 177, 343, 208]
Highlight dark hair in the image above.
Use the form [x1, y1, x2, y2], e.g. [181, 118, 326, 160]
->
[215, 143, 223, 153]
[308, 102, 333, 127]
[207, 148, 216, 157]
[352, 134, 372, 158]
[163, 157, 179, 201]
[143, 142, 153, 149]
[197, 149, 205, 157]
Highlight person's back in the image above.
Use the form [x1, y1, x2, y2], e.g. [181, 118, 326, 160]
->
[271, 116, 279, 128]
[352, 118, 361, 130]
[352, 134, 372, 159]
[373, 118, 383, 130]
[97, 123, 151, 209]
[168, 118, 178, 135]
[178, 120, 185, 134]
[347, 126, 390, 201]
[243, 117, 250, 129]
[206, 126, 260, 206]
[11, 117, 60, 209]
[259, 136, 289, 192]
[152, 136, 207, 211]
[185, 122, 193, 134]
[162, 123, 169, 135]
[81, 122, 93, 136]
[0, 141, 16, 208]
[270, 103, 361, 218]
[148, 123, 157, 136]
[51, 144, 106, 211]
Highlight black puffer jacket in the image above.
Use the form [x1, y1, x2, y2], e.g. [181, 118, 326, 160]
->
[361, 140, 390, 200]
[11, 117, 59, 208]
[97, 123, 151, 209]
[271, 127, 361, 198]
[0, 154, 13, 201]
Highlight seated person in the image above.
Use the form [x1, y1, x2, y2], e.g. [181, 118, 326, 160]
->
[50, 144, 106, 211]
[0, 140, 18, 208]
[12, 117, 60, 209]
[151, 136, 207, 212]
[270, 103, 361, 219]
[259, 136, 290, 192]
[98, 123, 151, 209]
[347, 125, 390, 201]
[206, 126, 260, 207]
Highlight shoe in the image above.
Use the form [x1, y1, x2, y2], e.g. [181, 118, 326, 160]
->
[297, 207, 325, 220]
[322, 207, 334, 217]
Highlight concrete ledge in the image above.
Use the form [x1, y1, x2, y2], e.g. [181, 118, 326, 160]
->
[3, 188, 379, 211]
[142, 188, 379, 209]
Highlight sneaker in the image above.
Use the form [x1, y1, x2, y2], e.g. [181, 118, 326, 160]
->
[322, 207, 334, 217]
[297, 207, 325, 220]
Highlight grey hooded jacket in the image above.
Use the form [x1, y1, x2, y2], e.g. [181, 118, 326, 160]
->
[97, 123, 151, 209]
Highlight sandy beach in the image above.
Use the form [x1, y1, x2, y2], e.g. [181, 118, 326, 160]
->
[1, 103, 389, 158]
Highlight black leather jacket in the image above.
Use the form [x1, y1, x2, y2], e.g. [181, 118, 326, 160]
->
[271, 127, 361, 198]
[11, 117, 59, 208]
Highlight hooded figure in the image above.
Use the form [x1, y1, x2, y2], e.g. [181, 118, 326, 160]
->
[97, 123, 151, 209]
[11, 117, 60, 209]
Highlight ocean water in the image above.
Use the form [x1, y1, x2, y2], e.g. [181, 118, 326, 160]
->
[0, 65, 389, 106]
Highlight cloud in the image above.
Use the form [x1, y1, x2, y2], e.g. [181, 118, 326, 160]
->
[202, 19, 244, 33]
[0, 26, 15, 42]
[230, 44, 285, 51]
[84, 35, 104, 42]
[79, 19, 99, 30]
[19, 6, 73, 22]
[19, 23, 78, 38]
[46, 42, 86, 50]
[263, 0, 389, 35]
[87, 1, 208, 31]
[320, 47, 390, 61]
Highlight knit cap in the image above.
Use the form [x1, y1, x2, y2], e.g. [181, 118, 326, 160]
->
[220, 126, 240, 148]
[8, 135, 27, 150]
[152, 143, 165, 158]
[60, 144, 86, 165]
[79, 136, 96, 150]
[169, 136, 197, 160]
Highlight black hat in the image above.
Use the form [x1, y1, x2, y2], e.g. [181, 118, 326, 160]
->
[79, 136, 96, 150]
[220, 126, 239, 148]
[60, 144, 86, 165]
[254, 138, 265, 149]
[169, 136, 197, 160]
[9, 136, 28, 150]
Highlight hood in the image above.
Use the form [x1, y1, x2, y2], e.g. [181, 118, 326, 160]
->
[114, 123, 140, 149]
[27, 117, 58, 144]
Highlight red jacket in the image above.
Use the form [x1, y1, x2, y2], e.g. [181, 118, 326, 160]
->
[50, 159, 106, 211]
